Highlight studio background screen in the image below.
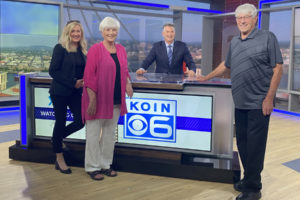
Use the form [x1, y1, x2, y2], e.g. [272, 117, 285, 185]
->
[0, 0, 60, 97]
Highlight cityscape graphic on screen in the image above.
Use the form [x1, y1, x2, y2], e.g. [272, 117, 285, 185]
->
[0, 0, 60, 96]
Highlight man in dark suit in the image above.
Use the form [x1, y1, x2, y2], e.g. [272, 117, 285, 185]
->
[136, 23, 196, 76]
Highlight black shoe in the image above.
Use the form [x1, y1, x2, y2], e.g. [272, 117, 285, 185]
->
[55, 161, 72, 174]
[87, 171, 104, 181]
[236, 191, 261, 200]
[100, 168, 118, 177]
[234, 180, 244, 192]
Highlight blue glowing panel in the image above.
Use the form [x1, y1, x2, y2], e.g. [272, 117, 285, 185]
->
[20, 75, 27, 146]
[0, 107, 19, 112]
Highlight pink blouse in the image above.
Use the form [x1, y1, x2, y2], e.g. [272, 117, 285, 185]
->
[81, 42, 130, 122]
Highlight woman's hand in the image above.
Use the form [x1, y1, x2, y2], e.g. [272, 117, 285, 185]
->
[87, 97, 96, 115]
[86, 88, 96, 115]
[126, 81, 133, 98]
[75, 79, 84, 88]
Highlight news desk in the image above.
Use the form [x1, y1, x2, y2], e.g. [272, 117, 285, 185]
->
[9, 72, 240, 183]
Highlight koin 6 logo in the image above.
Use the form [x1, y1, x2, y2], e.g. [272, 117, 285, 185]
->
[124, 98, 176, 142]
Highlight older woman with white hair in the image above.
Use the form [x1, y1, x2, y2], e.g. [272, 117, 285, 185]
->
[82, 17, 133, 180]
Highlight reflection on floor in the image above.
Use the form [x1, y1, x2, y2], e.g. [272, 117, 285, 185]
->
[0, 109, 19, 143]
[283, 158, 300, 173]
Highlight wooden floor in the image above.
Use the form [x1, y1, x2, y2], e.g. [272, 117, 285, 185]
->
[0, 112, 300, 200]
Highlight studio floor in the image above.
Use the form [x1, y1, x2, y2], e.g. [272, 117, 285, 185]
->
[0, 109, 300, 200]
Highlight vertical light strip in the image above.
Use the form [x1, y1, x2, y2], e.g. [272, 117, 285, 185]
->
[20, 75, 27, 146]
[258, 0, 286, 28]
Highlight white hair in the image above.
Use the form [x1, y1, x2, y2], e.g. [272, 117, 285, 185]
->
[99, 17, 120, 32]
[235, 3, 257, 18]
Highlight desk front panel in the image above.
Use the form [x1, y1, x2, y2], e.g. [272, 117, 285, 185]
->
[33, 86, 214, 154]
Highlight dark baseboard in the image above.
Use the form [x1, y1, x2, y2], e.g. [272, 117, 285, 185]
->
[9, 140, 240, 184]
[0, 96, 19, 107]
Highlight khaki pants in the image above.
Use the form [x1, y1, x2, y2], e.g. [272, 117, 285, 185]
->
[85, 105, 121, 172]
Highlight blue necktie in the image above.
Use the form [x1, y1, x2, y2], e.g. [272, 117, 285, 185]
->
[167, 45, 172, 66]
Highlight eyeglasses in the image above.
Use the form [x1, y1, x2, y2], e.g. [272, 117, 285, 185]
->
[236, 15, 252, 21]
[66, 20, 80, 25]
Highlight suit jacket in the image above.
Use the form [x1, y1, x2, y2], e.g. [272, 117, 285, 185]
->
[141, 41, 196, 74]
[49, 43, 86, 96]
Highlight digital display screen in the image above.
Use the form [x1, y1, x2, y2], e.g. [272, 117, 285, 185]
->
[0, 0, 59, 44]
[34, 87, 86, 139]
[33, 87, 213, 153]
[0, 0, 60, 97]
[118, 92, 213, 152]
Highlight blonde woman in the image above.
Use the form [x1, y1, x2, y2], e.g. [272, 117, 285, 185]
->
[49, 20, 87, 174]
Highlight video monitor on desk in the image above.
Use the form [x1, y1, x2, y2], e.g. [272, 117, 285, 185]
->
[118, 92, 214, 153]
[33, 86, 214, 154]
[33, 87, 86, 140]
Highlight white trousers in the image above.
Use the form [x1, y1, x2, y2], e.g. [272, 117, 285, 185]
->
[85, 105, 121, 172]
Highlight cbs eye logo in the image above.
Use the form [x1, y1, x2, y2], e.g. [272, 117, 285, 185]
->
[127, 115, 148, 136]
[125, 113, 175, 142]
[124, 98, 176, 142]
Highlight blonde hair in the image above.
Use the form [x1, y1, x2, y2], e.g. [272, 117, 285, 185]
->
[99, 17, 120, 32]
[59, 21, 87, 55]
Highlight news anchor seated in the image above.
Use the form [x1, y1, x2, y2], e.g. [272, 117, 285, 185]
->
[136, 23, 196, 76]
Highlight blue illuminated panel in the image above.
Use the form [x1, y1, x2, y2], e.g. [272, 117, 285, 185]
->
[19, 75, 27, 146]
[274, 109, 300, 117]
[0, 107, 19, 112]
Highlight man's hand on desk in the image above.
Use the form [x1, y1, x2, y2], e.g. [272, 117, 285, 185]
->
[186, 70, 195, 77]
[196, 75, 209, 82]
[183, 69, 197, 81]
[183, 70, 194, 81]
[136, 68, 147, 75]
[135, 76, 148, 81]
